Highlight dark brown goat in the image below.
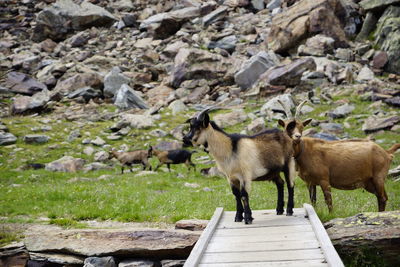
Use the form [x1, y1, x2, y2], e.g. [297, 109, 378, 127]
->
[109, 147, 152, 174]
[152, 148, 196, 172]
[278, 102, 400, 212]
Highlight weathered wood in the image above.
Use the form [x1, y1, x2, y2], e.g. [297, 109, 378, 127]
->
[304, 204, 344, 267]
[209, 231, 318, 243]
[199, 259, 328, 267]
[183, 207, 223, 267]
[214, 224, 313, 236]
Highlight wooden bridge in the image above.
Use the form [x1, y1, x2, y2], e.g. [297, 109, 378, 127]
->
[184, 204, 343, 267]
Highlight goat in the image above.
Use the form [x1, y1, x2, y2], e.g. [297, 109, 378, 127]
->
[152, 148, 196, 172]
[278, 100, 400, 212]
[183, 109, 296, 224]
[109, 147, 153, 174]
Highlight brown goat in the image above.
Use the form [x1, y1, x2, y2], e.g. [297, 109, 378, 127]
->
[279, 112, 400, 212]
[109, 147, 152, 174]
[152, 148, 196, 172]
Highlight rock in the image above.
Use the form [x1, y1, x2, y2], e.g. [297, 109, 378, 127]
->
[119, 259, 155, 267]
[147, 85, 174, 106]
[83, 146, 95, 156]
[356, 66, 375, 82]
[359, 0, 400, 11]
[372, 51, 388, 70]
[0, 132, 17, 145]
[298, 35, 335, 56]
[385, 96, 400, 107]
[334, 48, 354, 62]
[104, 67, 130, 98]
[168, 100, 187, 115]
[23, 224, 200, 259]
[389, 165, 400, 178]
[23, 135, 49, 144]
[213, 109, 248, 128]
[374, 6, 400, 74]
[170, 48, 231, 88]
[11, 89, 50, 115]
[208, 35, 237, 53]
[114, 84, 149, 110]
[94, 151, 109, 162]
[327, 103, 355, 119]
[362, 115, 400, 133]
[320, 123, 344, 134]
[202, 6, 228, 26]
[312, 132, 340, 140]
[84, 256, 116, 267]
[91, 137, 106, 146]
[32, 0, 117, 42]
[267, 0, 348, 53]
[153, 141, 182, 151]
[45, 156, 86, 172]
[161, 260, 186, 267]
[251, 0, 265, 10]
[356, 12, 378, 41]
[53, 73, 102, 96]
[267, 0, 282, 10]
[68, 87, 102, 102]
[261, 57, 316, 87]
[5, 72, 47, 96]
[246, 118, 266, 134]
[120, 114, 155, 129]
[325, 211, 400, 266]
[175, 219, 208, 231]
[140, 7, 201, 39]
[0, 242, 28, 267]
[234, 51, 280, 90]
[260, 93, 294, 117]
[29, 252, 84, 265]
[162, 41, 190, 58]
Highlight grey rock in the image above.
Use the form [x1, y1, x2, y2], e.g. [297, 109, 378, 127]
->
[120, 114, 155, 129]
[68, 129, 81, 142]
[213, 109, 248, 128]
[385, 96, 400, 107]
[362, 115, 400, 133]
[0, 132, 17, 145]
[114, 84, 148, 110]
[119, 259, 155, 267]
[84, 256, 116, 267]
[161, 259, 186, 267]
[153, 141, 182, 151]
[175, 219, 208, 231]
[267, 0, 281, 10]
[45, 156, 86, 172]
[5, 72, 47, 96]
[84, 162, 112, 172]
[91, 137, 106, 146]
[11, 89, 50, 115]
[53, 73, 102, 96]
[68, 87, 102, 102]
[32, 0, 117, 42]
[328, 103, 355, 119]
[359, 0, 400, 11]
[202, 6, 228, 26]
[23, 135, 49, 144]
[168, 100, 187, 115]
[335, 48, 354, 62]
[312, 132, 340, 141]
[298, 35, 335, 57]
[104, 67, 130, 98]
[260, 93, 295, 117]
[356, 66, 375, 82]
[208, 35, 237, 53]
[356, 12, 378, 41]
[320, 123, 344, 134]
[149, 129, 168, 137]
[83, 146, 95, 156]
[234, 51, 280, 90]
[247, 118, 265, 134]
[29, 252, 84, 265]
[251, 0, 265, 10]
[94, 151, 109, 162]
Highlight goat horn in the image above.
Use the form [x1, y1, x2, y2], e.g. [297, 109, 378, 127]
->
[294, 100, 307, 119]
[277, 99, 293, 119]
[196, 108, 211, 120]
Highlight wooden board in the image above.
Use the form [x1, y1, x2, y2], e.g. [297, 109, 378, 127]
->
[214, 224, 314, 236]
[199, 259, 328, 267]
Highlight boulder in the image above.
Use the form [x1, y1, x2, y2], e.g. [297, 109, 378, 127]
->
[356, 66, 375, 82]
[327, 103, 355, 118]
[84, 256, 116, 267]
[153, 141, 182, 151]
[32, 0, 117, 42]
[23, 135, 50, 144]
[207, 35, 237, 53]
[261, 57, 316, 87]
[362, 115, 400, 133]
[68, 87, 102, 102]
[246, 117, 266, 134]
[320, 122, 344, 134]
[114, 84, 149, 110]
[120, 114, 155, 129]
[170, 48, 232, 88]
[23, 224, 200, 259]
[0, 132, 17, 145]
[0, 242, 28, 267]
[29, 252, 84, 266]
[213, 109, 248, 128]
[373, 6, 400, 74]
[168, 100, 188, 115]
[267, 0, 348, 53]
[298, 35, 335, 56]
[45, 156, 86, 172]
[325, 211, 400, 266]
[11, 89, 50, 115]
[53, 73, 103, 96]
[104, 67, 130, 98]
[359, 0, 400, 11]
[175, 219, 208, 231]
[260, 93, 295, 117]
[119, 259, 155, 267]
[234, 51, 280, 90]
[202, 6, 228, 26]
[5, 72, 47, 96]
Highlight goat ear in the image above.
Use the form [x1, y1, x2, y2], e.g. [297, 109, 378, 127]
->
[185, 118, 191, 123]
[278, 119, 285, 128]
[302, 118, 312, 127]
[202, 113, 210, 127]
[286, 121, 296, 132]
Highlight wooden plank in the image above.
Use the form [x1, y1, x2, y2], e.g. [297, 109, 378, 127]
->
[304, 204, 344, 267]
[217, 214, 310, 229]
[214, 224, 313, 237]
[199, 259, 328, 267]
[200, 249, 325, 263]
[183, 207, 224, 267]
[205, 240, 321, 253]
[208, 231, 318, 243]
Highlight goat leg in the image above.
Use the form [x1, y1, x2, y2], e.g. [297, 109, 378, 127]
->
[231, 184, 244, 222]
[273, 176, 285, 215]
[320, 181, 333, 213]
[308, 184, 317, 205]
[286, 184, 294, 216]
[241, 187, 253, 224]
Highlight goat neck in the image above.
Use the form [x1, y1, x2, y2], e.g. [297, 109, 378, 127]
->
[205, 124, 233, 162]
[293, 139, 304, 160]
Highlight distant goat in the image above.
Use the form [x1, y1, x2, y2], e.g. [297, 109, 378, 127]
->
[278, 100, 400, 212]
[183, 109, 295, 224]
[152, 148, 196, 172]
[109, 147, 153, 174]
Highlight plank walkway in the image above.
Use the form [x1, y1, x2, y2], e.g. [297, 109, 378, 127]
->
[184, 204, 343, 267]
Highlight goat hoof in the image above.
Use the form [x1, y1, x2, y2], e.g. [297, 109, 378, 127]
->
[276, 209, 284, 215]
[244, 217, 253, 224]
[234, 217, 243, 222]
[286, 212, 293, 216]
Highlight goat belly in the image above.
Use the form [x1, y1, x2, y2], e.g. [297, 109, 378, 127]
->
[167, 150, 191, 163]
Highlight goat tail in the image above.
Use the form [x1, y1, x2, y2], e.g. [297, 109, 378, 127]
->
[386, 143, 400, 155]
